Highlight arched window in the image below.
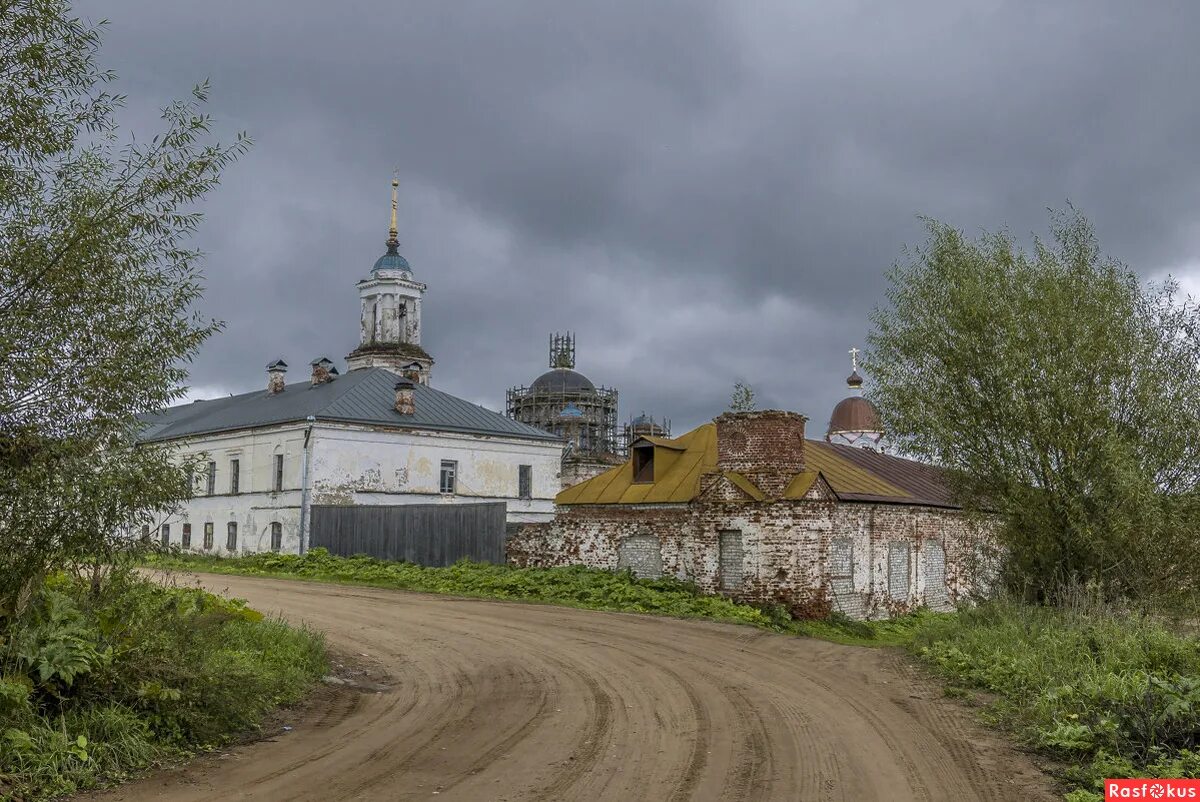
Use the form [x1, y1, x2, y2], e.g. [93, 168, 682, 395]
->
[226, 522, 238, 552]
[270, 522, 283, 552]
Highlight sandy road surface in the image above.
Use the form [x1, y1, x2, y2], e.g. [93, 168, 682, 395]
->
[89, 574, 1055, 801]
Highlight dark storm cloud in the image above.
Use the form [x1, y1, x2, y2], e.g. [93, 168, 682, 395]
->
[76, 0, 1200, 432]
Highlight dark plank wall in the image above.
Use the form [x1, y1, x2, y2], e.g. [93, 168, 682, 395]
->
[310, 503, 507, 565]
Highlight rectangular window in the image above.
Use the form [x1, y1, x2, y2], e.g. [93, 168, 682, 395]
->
[226, 522, 238, 552]
[439, 460, 457, 494]
[271, 522, 283, 552]
[206, 461, 216, 495]
[273, 454, 284, 492]
[203, 522, 214, 550]
[230, 459, 240, 495]
[181, 523, 192, 550]
[518, 464, 532, 500]
[141, 524, 150, 544]
[160, 523, 170, 548]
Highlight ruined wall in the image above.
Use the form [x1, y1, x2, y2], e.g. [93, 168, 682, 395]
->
[507, 498, 995, 620]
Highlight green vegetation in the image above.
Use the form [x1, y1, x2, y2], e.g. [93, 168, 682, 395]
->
[145, 549, 926, 646]
[910, 599, 1200, 800]
[0, 569, 325, 800]
[866, 208, 1200, 605]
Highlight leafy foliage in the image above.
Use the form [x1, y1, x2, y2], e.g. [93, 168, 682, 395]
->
[0, 0, 248, 614]
[0, 570, 325, 800]
[728, 381, 757, 412]
[866, 208, 1200, 604]
[910, 598, 1200, 797]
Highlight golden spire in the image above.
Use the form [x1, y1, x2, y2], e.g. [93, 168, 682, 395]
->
[387, 173, 399, 247]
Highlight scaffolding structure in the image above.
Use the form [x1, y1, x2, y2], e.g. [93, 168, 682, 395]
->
[506, 333, 623, 459]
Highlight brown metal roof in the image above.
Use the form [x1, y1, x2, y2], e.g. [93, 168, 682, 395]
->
[811, 441, 958, 507]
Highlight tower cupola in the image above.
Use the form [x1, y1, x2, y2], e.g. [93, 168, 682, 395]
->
[346, 177, 434, 383]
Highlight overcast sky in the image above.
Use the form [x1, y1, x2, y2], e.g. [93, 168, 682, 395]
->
[76, 0, 1200, 434]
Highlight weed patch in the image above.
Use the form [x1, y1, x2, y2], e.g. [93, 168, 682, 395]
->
[0, 570, 326, 800]
[909, 599, 1200, 800]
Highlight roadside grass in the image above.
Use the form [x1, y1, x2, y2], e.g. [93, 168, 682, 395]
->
[908, 599, 1200, 801]
[0, 570, 326, 800]
[144, 548, 930, 646]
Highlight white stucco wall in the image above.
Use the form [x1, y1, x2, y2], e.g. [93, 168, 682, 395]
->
[308, 424, 561, 523]
[146, 419, 563, 556]
[147, 423, 309, 556]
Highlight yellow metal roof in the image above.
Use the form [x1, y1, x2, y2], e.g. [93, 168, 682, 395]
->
[556, 424, 718, 505]
[556, 421, 917, 506]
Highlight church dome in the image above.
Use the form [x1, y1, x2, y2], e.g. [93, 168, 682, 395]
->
[828, 396, 882, 436]
[531, 368, 595, 393]
[373, 243, 411, 273]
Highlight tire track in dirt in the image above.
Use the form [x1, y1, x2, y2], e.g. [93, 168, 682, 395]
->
[85, 574, 1059, 802]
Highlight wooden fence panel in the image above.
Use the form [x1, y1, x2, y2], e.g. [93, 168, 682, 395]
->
[309, 502, 507, 566]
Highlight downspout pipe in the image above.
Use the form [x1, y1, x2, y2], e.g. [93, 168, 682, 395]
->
[299, 416, 315, 554]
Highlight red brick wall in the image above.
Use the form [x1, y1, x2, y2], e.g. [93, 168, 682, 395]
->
[714, 410, 807, 497]
[507, 497, 995, 620]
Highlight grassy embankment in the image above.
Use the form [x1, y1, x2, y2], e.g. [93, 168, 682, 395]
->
[153, 549, 1200, 799]
[0, 570, 326, 800]
[145, 548, 923, 646]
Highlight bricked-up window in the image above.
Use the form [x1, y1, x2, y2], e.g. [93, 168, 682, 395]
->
[632, 444, 654, 483]
[203, 522, 214, 550]
[518, 464, 532, 500]
[230, 459, 240, 495]
[888, 542, 911, 599]
[273, 454, 284, 491]
[270, 522, 282, 552]
[160, 524, 170, 548]
[205, 461, 216, 495]
[181, 523, 192, 550]
[226, 522, 238, 552]
[440, 460, 457, 494]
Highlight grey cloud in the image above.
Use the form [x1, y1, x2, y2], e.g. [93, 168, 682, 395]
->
[77, 0, 1200, 433]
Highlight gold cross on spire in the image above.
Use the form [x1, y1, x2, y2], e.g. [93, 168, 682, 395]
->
[388, 169, 399, 244]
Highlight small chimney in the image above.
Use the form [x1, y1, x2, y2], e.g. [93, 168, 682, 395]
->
[310, 357, 336, 386]
[266, 359, 288, 394]
[394, 379, 416, 415]
[714, 410, 808, 497]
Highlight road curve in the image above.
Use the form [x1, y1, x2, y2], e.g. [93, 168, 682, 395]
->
[90, 573, 1055, 802]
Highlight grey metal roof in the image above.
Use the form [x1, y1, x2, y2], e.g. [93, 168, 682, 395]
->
[138, 368, 560, 443]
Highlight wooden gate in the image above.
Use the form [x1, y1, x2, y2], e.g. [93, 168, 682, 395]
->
[309, 502, 507, 566]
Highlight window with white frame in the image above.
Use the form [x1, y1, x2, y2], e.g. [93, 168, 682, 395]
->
[440, 460, 457, 494]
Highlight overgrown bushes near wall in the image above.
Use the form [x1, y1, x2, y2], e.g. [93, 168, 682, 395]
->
[910, 599, 1200, 800]
[0, 570, 326, 800]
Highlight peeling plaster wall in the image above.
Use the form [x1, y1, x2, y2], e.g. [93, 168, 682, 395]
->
[509, 499, 993, 620]
[149, 424, 310, 556]
[309, 424, 562, 523]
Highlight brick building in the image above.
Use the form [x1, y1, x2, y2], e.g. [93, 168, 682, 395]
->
[508, 410, 992, 619]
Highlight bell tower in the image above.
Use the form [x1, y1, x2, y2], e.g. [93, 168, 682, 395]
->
[345, 177, 434, 384]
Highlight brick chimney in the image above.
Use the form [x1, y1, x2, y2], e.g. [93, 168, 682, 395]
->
[310, 357, 337, 386]
[266, 359, 288, 394]
[714, 410, 807, 497]
[394, 379, 415, 414]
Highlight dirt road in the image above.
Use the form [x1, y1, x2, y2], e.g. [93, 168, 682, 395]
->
[91, 574, 1054, 801]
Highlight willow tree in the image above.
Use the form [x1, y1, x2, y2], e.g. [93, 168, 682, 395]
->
[865, 209, 1200, 605]
[0, 1, 248, 610]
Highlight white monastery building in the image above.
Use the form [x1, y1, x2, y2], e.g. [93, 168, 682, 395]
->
[137, 181, 563, 555]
